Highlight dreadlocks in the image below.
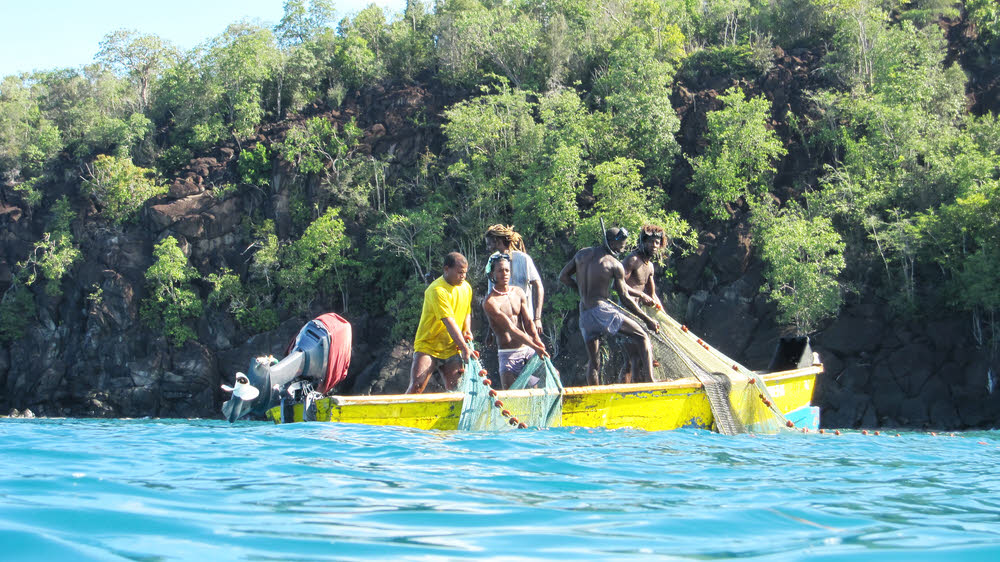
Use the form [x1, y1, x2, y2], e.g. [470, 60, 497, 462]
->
[639, 224, 667, 245]
[485, 224, 526, 252]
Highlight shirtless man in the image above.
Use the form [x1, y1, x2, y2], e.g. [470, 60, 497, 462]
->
[482, 253, 548, 389]
[621, 225, 666, 380]
[559, 226, 659, 386]
[484, 225, 544, 333]
[622, 224, 666, 309]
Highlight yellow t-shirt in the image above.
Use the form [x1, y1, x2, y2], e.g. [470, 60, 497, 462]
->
[413, 276, 472, 359]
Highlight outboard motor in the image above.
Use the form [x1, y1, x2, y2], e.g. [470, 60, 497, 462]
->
[222, 313, 352, 422]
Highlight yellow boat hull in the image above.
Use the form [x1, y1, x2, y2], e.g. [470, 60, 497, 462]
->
[267, 365, 821, 432]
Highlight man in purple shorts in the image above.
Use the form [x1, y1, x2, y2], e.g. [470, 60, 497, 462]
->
[559, 225, 659, 385]
[482, 253, 548, 389]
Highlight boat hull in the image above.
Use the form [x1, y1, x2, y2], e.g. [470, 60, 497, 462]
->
[266, 365, 821, 432]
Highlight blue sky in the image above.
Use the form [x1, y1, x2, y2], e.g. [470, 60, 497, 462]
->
[0, 0, 407, 78]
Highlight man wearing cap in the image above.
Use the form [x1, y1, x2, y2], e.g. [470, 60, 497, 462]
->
[407, 252, 473, 394]
[484, 224, 544, 333]
[623, 224, 666, 309]
[559, 225, 659, 385]
[482, 253, 549, 389]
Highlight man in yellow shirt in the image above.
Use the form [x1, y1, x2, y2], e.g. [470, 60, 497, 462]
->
[406, 252, 473, 393]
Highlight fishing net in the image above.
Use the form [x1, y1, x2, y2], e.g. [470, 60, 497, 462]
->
[457, 347, 564, 432]
[607, 302, 791, 435]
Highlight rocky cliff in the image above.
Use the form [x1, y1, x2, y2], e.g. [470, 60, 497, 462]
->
[2, 48, 998, 429]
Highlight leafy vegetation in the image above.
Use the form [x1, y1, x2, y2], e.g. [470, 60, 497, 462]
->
[2, 0, 1000, 350]
[81, 154, 166, 224]
[141, 236, 203, 346]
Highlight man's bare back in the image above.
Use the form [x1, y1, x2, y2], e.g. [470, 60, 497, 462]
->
[568, 246, 622, 309]
[559, 230, 659, 384]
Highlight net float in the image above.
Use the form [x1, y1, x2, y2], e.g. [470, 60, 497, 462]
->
[494, 400, 504, 408]
[479, 369, 488, 376]
[482, 378, 491, 386]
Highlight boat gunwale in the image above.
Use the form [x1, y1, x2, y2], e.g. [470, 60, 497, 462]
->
[326, 364, 822, 406]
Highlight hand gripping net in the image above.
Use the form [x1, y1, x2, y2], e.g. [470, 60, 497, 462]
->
[457, 347, 564, 432]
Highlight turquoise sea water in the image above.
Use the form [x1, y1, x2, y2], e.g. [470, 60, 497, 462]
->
[1, 419, 999, 561]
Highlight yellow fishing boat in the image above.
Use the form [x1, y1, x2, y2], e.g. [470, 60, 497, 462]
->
[265, 363, 822, 431]
[223, 312, 822, 433]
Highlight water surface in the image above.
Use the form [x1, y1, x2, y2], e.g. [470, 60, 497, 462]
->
[1, 419, 998, 560]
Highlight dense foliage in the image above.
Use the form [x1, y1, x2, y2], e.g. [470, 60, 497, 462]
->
[3, 0, 1000, 348]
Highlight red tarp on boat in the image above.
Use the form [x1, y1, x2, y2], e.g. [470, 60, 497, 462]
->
[287, 313, 352, 394]
[315, 313, 352, 394]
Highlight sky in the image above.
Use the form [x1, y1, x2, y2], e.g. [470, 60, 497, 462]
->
[0, 0, 407, 78]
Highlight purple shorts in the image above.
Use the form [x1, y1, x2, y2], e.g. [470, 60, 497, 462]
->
[579, 301, 624, 341]
[498, 346, 536, 377]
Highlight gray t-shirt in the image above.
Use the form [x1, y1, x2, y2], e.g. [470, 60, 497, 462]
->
[486, 250, 542, 318]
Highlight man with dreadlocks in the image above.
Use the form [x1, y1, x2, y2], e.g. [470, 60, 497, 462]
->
[482, 253, 549, 389]
[484, 225, 544, 333]
[559, 225, 659, 385]
[623, 224, 667, 310]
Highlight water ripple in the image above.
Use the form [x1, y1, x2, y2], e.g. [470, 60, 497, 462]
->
[1, 419, 999, 560]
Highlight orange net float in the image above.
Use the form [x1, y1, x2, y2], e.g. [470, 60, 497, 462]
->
[479, 369, 488, 377]
[517, 422, 528, 429]
[834, 430, 841, 435]
[494, 400, 504, 408]
[652, 360, 660, 368]
[501, 409, 511, 417]
[472, 350, 480, 359]
[482, 378, 492, 386]
[786, 420, 794, 428]
[508, 417, 519, 426]
[732, 364, 739, 371]
[681, 325, 688, 332]
[696, 338, 703, 345]
[488, 389, 498, 398]
[748, 378, 756, 385]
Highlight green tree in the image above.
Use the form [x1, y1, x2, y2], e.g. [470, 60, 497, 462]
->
[576, 157, 694, 249]
[276, 207, 352, 311]
[0, 75, 63, 179]
[594, 33, 682, 181]
[81, 154, 166, 224]
[688, 87, 787, 219]
[203, 22, 281, 139]
[373, 208, 445, 282]
[141, 236, 204, 346]
[275, 0, 337, 46]
[754, 202, 846, 335]
[96, 29, 178, 111]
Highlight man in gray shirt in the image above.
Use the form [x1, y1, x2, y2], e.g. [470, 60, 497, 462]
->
[484, 224, 544, 333]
